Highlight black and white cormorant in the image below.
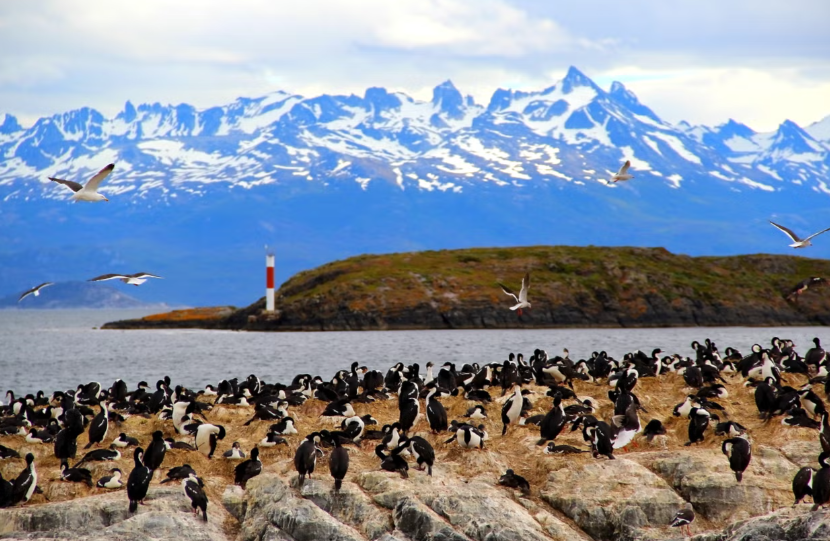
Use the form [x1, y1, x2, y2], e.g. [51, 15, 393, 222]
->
[127, 447, 151, 513]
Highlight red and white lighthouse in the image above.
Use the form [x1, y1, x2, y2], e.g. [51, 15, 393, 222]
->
[265, 250, 275, 312]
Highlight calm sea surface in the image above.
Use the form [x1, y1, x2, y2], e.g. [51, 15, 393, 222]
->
[0, 309, 827, 395]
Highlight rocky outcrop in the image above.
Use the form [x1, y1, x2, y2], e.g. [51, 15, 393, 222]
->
[103, 306, 235, 329]
[2, 462, 829, 541]
[541, 458, 686, 541]
[102, 247, 830, 331]
[695, 507, 830, 541]
[639, 446, 799, 523]
[0, 486, 232, 541]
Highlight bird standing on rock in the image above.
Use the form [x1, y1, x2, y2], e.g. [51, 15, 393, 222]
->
[183, 473, 208, 521]
[127, 447, 151, 513]
[234, 447, 262, 489]
[501, 384, 524, 435]
[722, 435, 752, 482]
[670, 505, 695, 537]
[328, 432, 349, 493]
[295, 432, 323, 487]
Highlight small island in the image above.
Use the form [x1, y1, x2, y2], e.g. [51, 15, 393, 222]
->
[103, 246, 830, 331]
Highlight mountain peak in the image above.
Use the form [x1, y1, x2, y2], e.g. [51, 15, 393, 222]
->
[561, 66, 600, 94]
[0, 113, 21, 133]
[432, 80, 464, 118]
[768, 118, 823, 156]
[608, 80, 661, 122]
[118, 100, 137, 123]
[364, 87, 402, 112]
[716, 119, 755, 138]
[805, 114, 830, 143]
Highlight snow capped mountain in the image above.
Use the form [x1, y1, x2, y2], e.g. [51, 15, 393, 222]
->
[1, 66, 829, 306]
[1, 65, 827, 201]
[806, 115, 830, 143]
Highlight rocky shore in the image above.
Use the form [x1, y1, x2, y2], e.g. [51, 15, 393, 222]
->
[2, 367, 829, 541]
[101, 246, 830, 331]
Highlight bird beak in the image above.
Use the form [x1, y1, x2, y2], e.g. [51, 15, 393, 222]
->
[104, 198, 109, 202]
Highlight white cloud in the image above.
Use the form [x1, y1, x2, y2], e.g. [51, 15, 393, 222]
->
[595, 66, 830, 131]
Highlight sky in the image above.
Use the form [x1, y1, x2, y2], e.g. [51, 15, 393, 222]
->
[1, 0, 829, 132]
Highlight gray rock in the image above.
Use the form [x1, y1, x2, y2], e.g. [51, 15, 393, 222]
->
[241, 474, 366, 541]
[696, 507, 830, 541]
[300, 478, 392, 539]
[0, 486, 231, 541]
[393, 497, 470, 541]
[541, 457, 686, 541]
[642, 447, 796, 523]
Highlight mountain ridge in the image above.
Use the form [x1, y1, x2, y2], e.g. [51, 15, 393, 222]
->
[1, 66, 829, 306]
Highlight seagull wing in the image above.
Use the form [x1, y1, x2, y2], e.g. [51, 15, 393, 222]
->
[519, 272, 530, 303]
[48, 177, 83, 193]
[769, 221, 801, 243]
[129, 273, 163, 279]
[88, 273, 129, 282]
[498, 283, 520, 303]
[617, 160, 631, 175]
[802, 226, 830, 243]
[84, 164, 115, 192]
[18, 282, 54, 302]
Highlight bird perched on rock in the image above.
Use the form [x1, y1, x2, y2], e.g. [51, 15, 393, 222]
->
[127, 448, 151, 513]
[498, 469, 530, 496]
[670, 505, 695, 537]
[811, 434, 830, 511]
[182, 473, 208, 521]
[11, 453, 37, 505]
[327, 432, 349, 493]
[234, 447, 262, 489]
[376, 443, 409, 479]
[543, 443, 587, 455]
[501, 385, 524, 436]
[60, 460, 93, 487]
[295, 432, 323, 488]
[160, 464, 198, 485]
[223, 442, 246, 460]
[402, 436, 435, 476]
[96, 468, 123, 489]
[722, 435, 752, 482]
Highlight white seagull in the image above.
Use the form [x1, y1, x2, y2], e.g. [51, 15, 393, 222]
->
[88, 272, 163, 286]
[611, 160, 633, 183]
[769, 221, 830, 249]
[19, 282, 54, 302]
[498, 272, 530, 316]
[49, 163, 115, 202]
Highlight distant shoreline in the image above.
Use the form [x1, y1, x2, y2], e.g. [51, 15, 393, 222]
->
[104, 245, 830, 332]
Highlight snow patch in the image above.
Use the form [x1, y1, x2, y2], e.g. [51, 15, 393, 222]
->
[649, 132, 702, 164]
[738, 177, 775, 192]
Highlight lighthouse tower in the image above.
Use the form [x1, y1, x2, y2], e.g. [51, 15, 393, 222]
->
[265, 250, 275, 312]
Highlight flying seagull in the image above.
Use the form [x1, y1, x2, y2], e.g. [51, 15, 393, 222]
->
[786, 277, 827, 302]
[611, 160, 633, 183]
[769, 221, 830, 249]
[498, 272, 530, 316]
[18, 282, 54, 302]
[88, 273, 162, 286]
[49, 163, 114, 202]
